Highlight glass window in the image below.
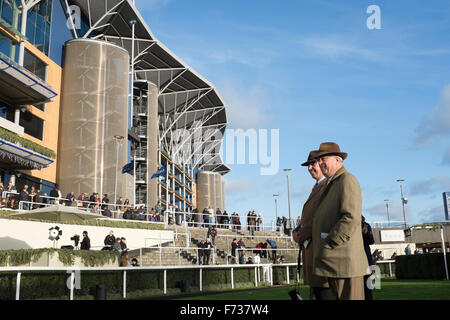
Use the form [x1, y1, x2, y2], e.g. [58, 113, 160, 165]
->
[19, 111, 44, 140]
[23, 0, 52, 56]
[23, 48, 47, 81]
[1, 0, 14, 25]
[0, 30, 19, 62]
[34, 104, 45, 112]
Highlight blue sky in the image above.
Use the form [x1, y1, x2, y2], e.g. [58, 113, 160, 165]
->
[135, 0, 450, 225]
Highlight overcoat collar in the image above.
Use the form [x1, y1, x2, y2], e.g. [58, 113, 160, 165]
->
[318, 166, 347, 202]
[326, 166, 347, 185]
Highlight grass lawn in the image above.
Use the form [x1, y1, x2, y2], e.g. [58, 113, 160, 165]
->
[174, 278, 450, 300]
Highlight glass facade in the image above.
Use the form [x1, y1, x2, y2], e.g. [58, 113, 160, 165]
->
[25, 0, 52, 56]
[23, 47, 47, 81]
[19, 110, 44, 140]
[0, 29, 19, 62]
[0, 0, 19, 28]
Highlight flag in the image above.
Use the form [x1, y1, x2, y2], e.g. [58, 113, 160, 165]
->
[121, 161, 134, 174]
[151, 166, 166, 179]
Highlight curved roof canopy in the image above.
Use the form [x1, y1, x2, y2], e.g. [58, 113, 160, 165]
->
[64, 0, 230, 175]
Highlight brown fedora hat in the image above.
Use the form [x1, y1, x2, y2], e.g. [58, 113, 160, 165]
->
[301, 150, 320, 166]
[315, 142, 348, 160]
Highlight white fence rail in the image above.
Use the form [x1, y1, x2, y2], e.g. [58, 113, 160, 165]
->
[0, 263, 289, 300]
[0, 259, 396, 300]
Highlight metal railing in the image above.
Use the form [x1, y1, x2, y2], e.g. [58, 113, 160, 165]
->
[1, 262, 285, 300]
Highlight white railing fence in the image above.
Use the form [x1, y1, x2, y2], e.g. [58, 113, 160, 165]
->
[1, 263, 290, 300]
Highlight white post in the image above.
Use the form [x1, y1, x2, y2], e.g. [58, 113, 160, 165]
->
[270, 265, 273, 286]
[123, 271, 127, 298]
[199, 268, 202, 291]
[70, 271, 74, 300]
[389, 262, 392, 277]
[254, 267, 257, 287]
[231, 267, 234, 289]
[15, 272, 21, 300]
[286, 266, 290, 284]
[163, 269, 167, 294]
[440, 225, 449, 280]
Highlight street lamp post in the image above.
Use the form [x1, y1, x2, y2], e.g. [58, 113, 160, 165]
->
[273, 194, 279, 230]
[397, 179, 408, 228]
[114, 135, 125, 208]
[283, 169, 292, 231]
[384, 199, 391, 228]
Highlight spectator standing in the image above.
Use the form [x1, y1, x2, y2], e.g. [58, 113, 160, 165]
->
[113, 237, 122, 253]
[405, 244, 412, 255]
[19, 185, 29, 210]
[207, 225, 217, 246]
[231, 238, 239, 261]
[362, 216, 375, 300]
[266, 239, 277, 263]
[198, 240, 205, 265]
[120, 237, 128, 255]
[115, 196, 123, 218]
[101, 194, 110, 211]
[80, 231, 91, 250]
[311, 142, 368, 300]
[222, 210, 229, 229]
[103, 231, 115, 250]
[207, 206, 214, 227]
[65, 191, 75, 206]
[192, 207, 199, 227]
[292, 150, 330, 300]
[204, 239, 212, 265]
[32, 189, 41, 209]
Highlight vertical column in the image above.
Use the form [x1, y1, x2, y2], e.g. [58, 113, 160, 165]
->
[146, 82, 158, 210]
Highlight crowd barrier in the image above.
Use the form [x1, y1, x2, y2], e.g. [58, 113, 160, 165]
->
[0, 263, 288, 300]
[10, 199, 288, 233]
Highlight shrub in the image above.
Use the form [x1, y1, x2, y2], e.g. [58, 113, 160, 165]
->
[395, 253, 450, 280]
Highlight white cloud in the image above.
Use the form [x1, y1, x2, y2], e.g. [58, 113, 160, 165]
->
[216, 80, 272, 129]
[412, 84, 450, 148]
[297, 36, 380, 61]
[223, 178, 251, 194]
[409, 175, 450, 196]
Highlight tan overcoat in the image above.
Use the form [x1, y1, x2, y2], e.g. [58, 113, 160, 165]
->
[312, 167, 369, 278]
[297, 178, 329, 287]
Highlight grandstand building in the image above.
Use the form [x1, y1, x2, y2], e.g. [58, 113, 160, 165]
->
[0, 0, 229, 212]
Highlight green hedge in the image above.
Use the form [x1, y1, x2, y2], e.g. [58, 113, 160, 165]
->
[272, 265, 299, 285]
[0, 249, 119, 267]
[0, 266, 282, 300]
[0, 211, 164, 231]
[0, 127, 56, 158]
[395, 253, 450, 280]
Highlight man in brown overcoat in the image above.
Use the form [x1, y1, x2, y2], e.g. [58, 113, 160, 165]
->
[293, 150, 331, 300]
[312, 142, 369, 300]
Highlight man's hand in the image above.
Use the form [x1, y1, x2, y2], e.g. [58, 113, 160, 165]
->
[292, 229, 301, 244]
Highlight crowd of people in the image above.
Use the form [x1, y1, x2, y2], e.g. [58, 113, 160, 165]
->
[230, 237, 279, 265]
[1, 183, 269, 232]
[77, 230, 140, 267]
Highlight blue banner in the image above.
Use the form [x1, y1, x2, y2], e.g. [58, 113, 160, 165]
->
[444, 192, 450, 221]
[121, 162, 134, 174]
[151, 166, 166, 179]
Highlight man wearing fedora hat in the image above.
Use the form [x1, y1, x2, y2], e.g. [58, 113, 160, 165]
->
[311, 142, 368, 300]
[293, 150, 331, 300]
